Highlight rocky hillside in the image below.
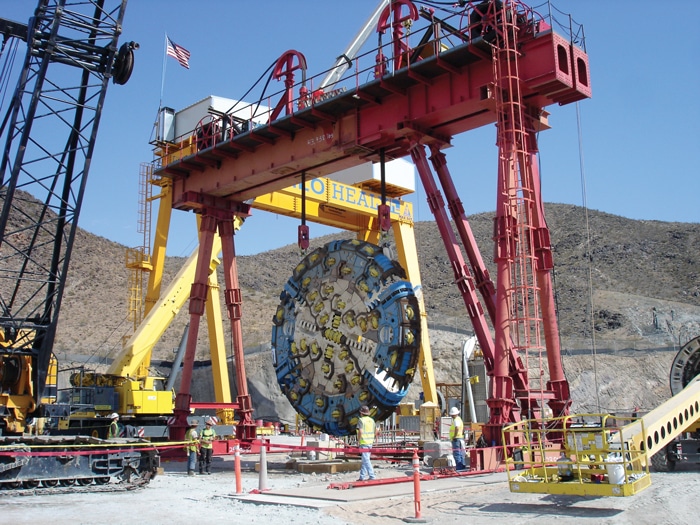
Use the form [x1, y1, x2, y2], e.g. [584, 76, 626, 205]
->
[4, 192, 699, 421]
[53, 203, 700, 358]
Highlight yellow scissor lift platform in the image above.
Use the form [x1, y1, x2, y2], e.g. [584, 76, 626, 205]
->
[503, 376, 700, 497]
[503, 414, 652, 497]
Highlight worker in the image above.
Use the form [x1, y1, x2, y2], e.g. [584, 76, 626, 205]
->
[199, 418, 216, 474]
[184, 420, 199, 476]
[449, 406, 466, 470]
[107, 412, 120, 439]
[356, 405, 376, 481]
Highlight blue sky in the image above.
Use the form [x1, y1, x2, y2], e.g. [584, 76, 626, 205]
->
[3, 1, 699, 257]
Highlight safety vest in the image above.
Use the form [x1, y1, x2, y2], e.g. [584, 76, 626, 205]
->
[449, 416, 464, 440]
[108, 420, 119, 439]
[200, 427, 216, 449]
[184, 428, 199, 453]
[357, 415, 376, 446]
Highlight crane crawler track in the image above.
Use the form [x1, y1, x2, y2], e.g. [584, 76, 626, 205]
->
[0, 435, 159, 492]
[0, 475, 152, 496]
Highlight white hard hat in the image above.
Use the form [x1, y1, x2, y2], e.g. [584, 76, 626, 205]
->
[205, 418, 213, 426]
[109, 412, 119, 419]
[449, 407, 460, 416]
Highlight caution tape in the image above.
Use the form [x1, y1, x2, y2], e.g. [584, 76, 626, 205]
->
[0, 439, 419, 460]
[0, 440, 186, 457]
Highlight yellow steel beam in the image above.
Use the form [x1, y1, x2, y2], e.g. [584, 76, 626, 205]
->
[144, 177, 173, 317]
[252, 177, 415, 230]
[627, 376, 700, 458]
[205, 264, 232, 404]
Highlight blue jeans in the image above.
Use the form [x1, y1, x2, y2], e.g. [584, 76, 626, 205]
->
[187, 450, 198, 472]
[452, 439, 465, 469]
[359, 445, 375, 480]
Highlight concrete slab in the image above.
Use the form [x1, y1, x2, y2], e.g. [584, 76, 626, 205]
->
[231, 470, 509, 507]
[223, 492, 339, 509]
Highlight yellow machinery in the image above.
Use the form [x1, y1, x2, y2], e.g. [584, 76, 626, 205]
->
[503, 376, 700, 496]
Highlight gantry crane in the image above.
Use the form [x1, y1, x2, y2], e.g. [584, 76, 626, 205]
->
[153, 0, 591, 444]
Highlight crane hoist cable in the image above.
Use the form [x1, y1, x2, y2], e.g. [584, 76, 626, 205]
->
[575, 99, 601, 413]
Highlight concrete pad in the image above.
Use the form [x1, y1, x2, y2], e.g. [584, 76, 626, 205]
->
[232, 470, 508, 507]
[223, 492, 338, 509]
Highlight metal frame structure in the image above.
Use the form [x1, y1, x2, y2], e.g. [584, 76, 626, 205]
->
[0, 0, 132, 432]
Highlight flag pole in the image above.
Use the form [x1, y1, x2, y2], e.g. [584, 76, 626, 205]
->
[152, 33, 169, 143]
[159, 33, 168, 111]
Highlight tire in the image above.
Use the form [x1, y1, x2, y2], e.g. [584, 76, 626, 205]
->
[650, 450, 676, 472]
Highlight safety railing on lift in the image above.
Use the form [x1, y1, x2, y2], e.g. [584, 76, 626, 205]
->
[502, 413, 652, 497]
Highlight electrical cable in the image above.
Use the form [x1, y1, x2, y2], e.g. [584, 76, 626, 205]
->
[223, 59, 278, 121]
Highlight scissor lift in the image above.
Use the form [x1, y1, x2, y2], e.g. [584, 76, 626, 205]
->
[503, 377, 700, 496]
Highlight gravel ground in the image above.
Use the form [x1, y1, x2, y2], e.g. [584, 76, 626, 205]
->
[2, 452, 699, 525]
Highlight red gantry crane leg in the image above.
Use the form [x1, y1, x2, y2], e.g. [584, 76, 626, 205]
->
[172, 199, 253, 441]
[408, 140, 496, 373]
[218, 219, 257, 441]
[486, 0, 571, 442]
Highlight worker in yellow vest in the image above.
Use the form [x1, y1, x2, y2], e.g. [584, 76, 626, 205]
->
[184, 420, 199, 476]
[199, 418, 216, 474]
[356, 405, 376, 481]
[107, 413, 120, 439]
[449, 406, 466, 470]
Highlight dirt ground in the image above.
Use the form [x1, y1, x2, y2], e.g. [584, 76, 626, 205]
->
[1, 451, 698, 525]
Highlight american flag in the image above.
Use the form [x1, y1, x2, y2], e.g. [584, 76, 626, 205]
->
[166, 36, 190, 69]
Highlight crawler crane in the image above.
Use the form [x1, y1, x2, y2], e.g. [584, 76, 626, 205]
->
[0, 0, 158, 489]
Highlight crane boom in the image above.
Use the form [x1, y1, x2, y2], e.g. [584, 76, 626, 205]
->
[318, 0, 389, 91]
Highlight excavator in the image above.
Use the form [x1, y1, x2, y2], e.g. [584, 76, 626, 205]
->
[0, 0, 158, 489]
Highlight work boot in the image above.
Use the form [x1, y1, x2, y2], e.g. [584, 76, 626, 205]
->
[187, 471, 194, 476]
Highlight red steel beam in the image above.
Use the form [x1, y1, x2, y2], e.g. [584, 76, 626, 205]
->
[157, 32, 589, 207]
